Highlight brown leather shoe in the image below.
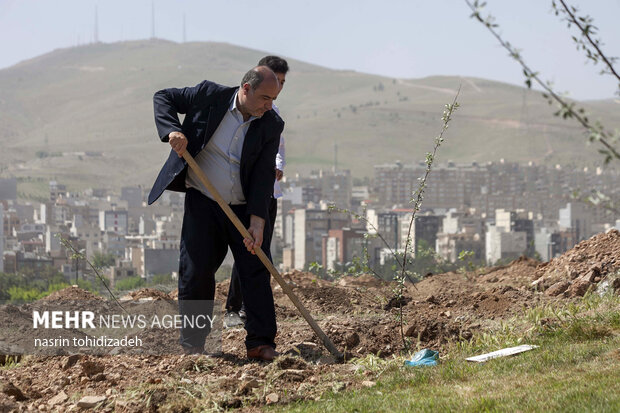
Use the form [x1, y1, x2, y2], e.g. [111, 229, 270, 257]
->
[247, 345, 278, 362]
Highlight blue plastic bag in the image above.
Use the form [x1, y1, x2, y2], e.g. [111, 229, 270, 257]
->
[405, 349, 439, 367]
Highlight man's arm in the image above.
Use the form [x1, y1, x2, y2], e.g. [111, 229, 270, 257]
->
[243, 117, 284, 252]
[153, 80, 211, 142]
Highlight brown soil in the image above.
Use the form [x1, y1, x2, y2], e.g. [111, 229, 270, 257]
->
[1, 231, 619, 411]
[532, 229, 620, 297]
[41, 286, 103, 302]
[121, 288, 173, 301]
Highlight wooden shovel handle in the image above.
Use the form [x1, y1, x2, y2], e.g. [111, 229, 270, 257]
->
[182, 152, 343, 360]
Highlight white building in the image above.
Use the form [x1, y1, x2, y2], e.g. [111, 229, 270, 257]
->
[99, 209, 128, 235]
[485, 225, 527, 265]
[292, 208, 350, 270]
[45, 228, 64, 254]
[70, 216, 103, 259]
[559, 202, 592, 242]
[155, 214, 182, 238]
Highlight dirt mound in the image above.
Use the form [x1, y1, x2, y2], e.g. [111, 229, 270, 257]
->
[337, 273, 388, 288]
[280, 270, 332, 288]
[479, 256, 540, 285]
[122, 288, 172, 301]
[532, 229, 620, 297]
[41, 286, 102, 301]
[4, 235, 618, 411]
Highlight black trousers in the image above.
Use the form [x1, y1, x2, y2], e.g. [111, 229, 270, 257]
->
[178, 189, 276, 350]
[226, 197, 278, 314]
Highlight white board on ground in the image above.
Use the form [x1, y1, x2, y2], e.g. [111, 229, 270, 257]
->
[466, 344, 539, 363]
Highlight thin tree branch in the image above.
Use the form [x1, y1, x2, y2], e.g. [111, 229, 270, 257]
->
[465, 0, 620, 163]
[557, 0, 620, 83]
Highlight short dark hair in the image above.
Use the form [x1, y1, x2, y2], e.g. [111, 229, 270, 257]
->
[241, 68, 264, 90]
[258, 56, 289, 74]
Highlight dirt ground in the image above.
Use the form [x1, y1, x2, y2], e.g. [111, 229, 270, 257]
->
[1, 229, 619, 412]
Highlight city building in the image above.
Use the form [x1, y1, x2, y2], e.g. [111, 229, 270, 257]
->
[98, 209, 129, 235]
[436, 232, 484, 263]
[292, 208, 350, 270]
[485, 225, 527, 264]
[559, 202, 592, 242]
[321, 227, 366, 271]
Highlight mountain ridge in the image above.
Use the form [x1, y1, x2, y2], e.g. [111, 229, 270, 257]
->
[1, 39, 618, 197]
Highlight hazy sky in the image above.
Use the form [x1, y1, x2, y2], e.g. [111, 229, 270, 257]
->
[1, 0, 619, 100]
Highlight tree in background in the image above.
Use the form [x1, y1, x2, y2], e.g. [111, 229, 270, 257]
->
[465, 0, 620, 164]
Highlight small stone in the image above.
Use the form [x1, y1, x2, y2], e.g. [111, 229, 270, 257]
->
[567, 279, 592, 297]
[48, 391, 69, 406]
[265, 392, 279, 404]
[62, 355, 80, 370]
[362, 380, 376, 388]
[581, 269, 599, 283]
[425, 295, 438, 304]
[545, 280, 570, 296]
[81, 360, 105, 377]
[76, 395, 107, 408]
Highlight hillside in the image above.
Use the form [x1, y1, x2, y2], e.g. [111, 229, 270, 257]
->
[1, 39, 619, 193]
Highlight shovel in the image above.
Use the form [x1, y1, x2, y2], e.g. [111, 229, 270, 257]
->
[182, 152, 343, 360]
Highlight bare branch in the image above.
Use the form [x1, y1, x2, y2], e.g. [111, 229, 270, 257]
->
[464, 0, 620, 163]
[556, 0, 620, 85]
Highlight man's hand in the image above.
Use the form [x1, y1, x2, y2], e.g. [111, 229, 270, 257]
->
[169, 131, 188, 157]
[275, 169, 283, 181]
[243, 215, 265, 255]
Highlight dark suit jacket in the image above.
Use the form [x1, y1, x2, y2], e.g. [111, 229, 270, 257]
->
[148, 80, 284, 221]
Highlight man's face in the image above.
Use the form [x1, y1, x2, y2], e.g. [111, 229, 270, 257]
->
[240, 79, 280, 118]
[275, 72, 286, 92]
